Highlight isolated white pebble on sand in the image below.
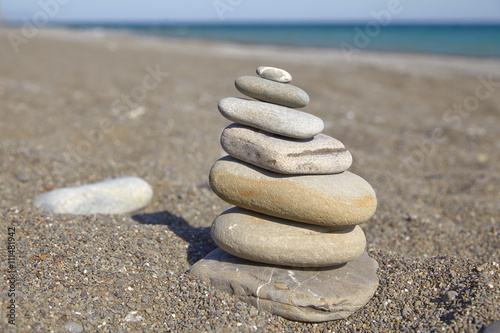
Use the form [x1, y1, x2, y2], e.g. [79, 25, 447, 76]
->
[64, 322, 84, 333]
[256, 66, 292, 83]
[34, 176, 153, 215]
[125, 311, 144, 322]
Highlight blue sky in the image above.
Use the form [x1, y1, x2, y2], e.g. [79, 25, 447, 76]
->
[2, 0, 500, 23]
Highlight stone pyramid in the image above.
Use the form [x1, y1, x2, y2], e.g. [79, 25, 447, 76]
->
[190, 66, 379, 322]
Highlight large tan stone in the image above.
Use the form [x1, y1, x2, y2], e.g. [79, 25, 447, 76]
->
[209, 156, 377, 226]
[211, 207, 366, 267]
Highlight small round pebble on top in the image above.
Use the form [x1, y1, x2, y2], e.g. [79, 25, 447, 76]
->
[256, 66, 292, 83]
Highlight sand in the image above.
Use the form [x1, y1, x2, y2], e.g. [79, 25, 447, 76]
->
[0, 27, 499, 332]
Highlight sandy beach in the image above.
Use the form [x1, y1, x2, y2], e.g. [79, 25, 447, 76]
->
[0, 27, 499, 332]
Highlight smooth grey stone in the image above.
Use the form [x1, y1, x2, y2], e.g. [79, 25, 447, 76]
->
[211, 207, 366, 267]
[190, 248, 379, 322]
[221, 123, 352, 174]
[34, 176, 153, 214]
[209, 156, 377, 227]
[235, 76, 309, 108]
[256, 66, 292, 83]
[218, 98, 323, 139]
[484, 321, 500, 333]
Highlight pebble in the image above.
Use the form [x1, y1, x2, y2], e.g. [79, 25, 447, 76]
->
[218, 97, 323, 139]
[235, 76, 309, 108]
[124, 311, 144, 322]
[190, 248, 379, 322]
[221, 123, 352, 174]
[256, 66, 292, 83]
[443, 290, 458, 302]
[209, 156, 377, 226]
[249, 307, 259, 317]
[211, 207, 366, 267]
[65, 321, 84, 333]
[33, 176, 153, 214]
[402, 306, 412, 317]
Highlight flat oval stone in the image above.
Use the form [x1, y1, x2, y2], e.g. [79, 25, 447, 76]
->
[221, 123, 352, 174]
[211, 207, 366, 267]
[235, 76, 309, 108]
[190, 248, 379, 322]
[209, 156, 377, 226]
[33, 176, 153, 214]
[218, 97, 323, 139]
[256, 66, 292, 83]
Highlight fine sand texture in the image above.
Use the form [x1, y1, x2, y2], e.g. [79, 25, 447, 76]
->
[0, 28, 499, 332]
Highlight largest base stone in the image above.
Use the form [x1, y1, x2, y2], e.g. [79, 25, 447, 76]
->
[190, 248, 379, 322]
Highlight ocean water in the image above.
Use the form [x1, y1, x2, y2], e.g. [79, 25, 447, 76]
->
[65, 23, 500, 58]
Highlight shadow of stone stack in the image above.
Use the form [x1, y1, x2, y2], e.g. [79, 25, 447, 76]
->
[190, 66, 379, 322]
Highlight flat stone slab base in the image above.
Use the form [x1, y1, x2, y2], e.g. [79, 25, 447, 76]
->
[189, 248, 379, 322]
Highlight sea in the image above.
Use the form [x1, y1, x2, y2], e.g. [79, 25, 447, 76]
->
[62, 23, 500, 58]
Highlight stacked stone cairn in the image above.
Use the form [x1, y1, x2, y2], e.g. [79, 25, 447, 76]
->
[190, 66, 379, 322]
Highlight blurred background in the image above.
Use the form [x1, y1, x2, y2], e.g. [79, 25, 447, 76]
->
[1, 0, 500, 58]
